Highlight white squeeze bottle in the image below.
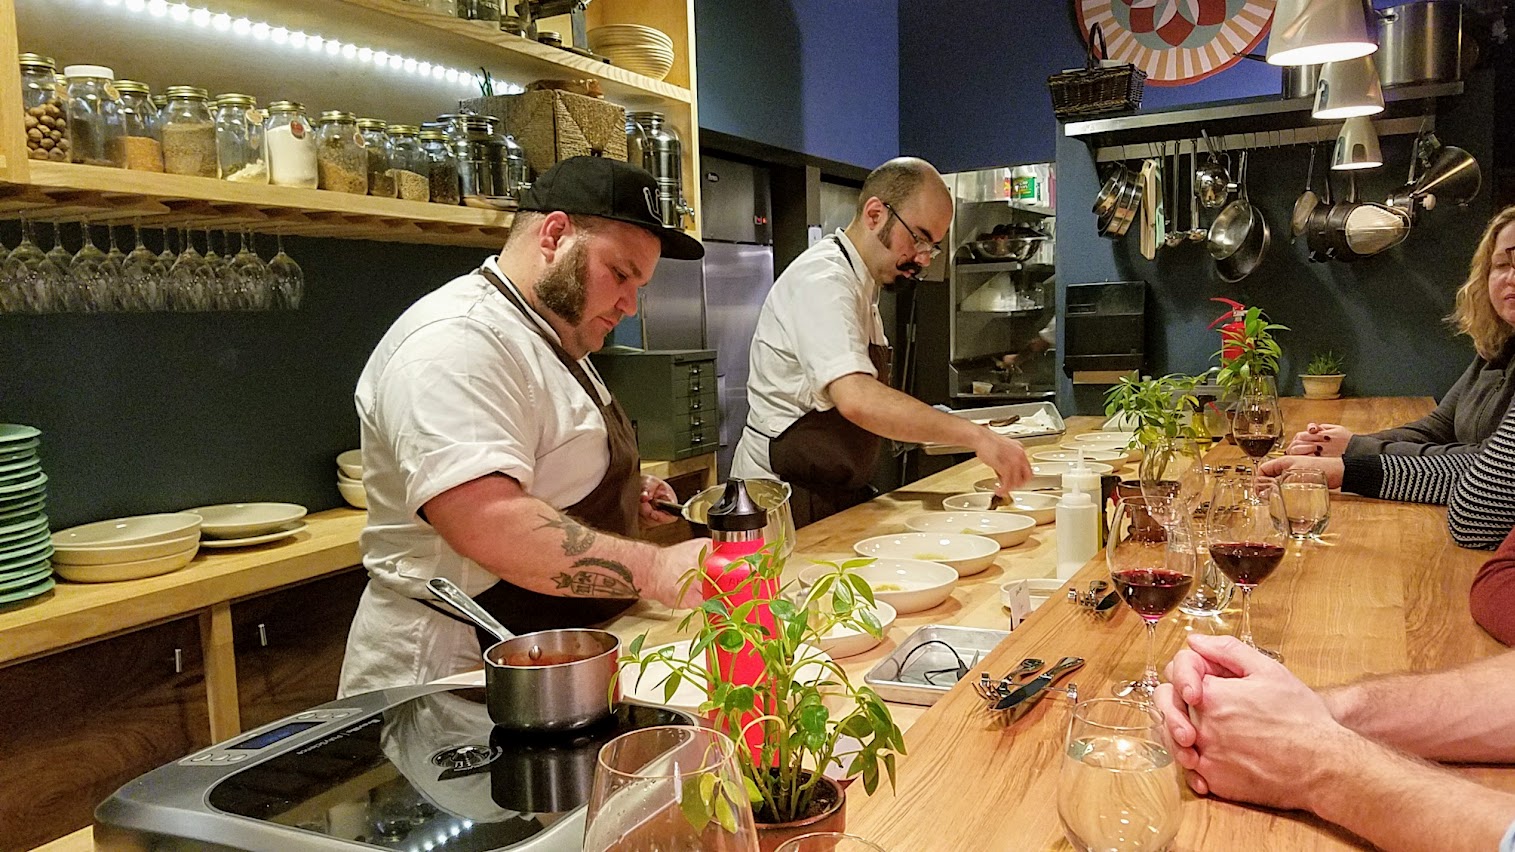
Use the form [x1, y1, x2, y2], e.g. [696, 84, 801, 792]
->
[1062, 447, 1102, 497]
[1056, 449, 1101, 580]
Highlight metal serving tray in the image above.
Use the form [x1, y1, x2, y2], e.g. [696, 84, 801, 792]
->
[864, 624, 1011, 706]
[922, 401, 1066, 455]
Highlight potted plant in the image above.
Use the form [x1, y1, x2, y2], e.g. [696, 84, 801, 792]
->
[621, 552, 905, 851]
[1301, 350, 1346, 400]
[1211, 303, 1289, 398]
[1103, 373, 1208, 538]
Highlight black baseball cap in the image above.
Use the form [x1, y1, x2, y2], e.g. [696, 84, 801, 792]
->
[519, 156, 705, 260]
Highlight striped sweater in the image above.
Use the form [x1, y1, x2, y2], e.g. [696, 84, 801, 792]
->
[1340, 402, 1515, 549]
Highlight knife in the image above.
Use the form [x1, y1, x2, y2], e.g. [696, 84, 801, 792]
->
[1094, 590, 1122, 612]
[993, 656, 1085, 711]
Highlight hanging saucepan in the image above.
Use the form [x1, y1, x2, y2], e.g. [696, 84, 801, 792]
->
[1291, 145, 1321, 243]
[1374, 0, 1464, 88]
[1105, 172, 1144, 239]
[426, 577, 621, 731]
[1324, 173, 1366, 262]
[1208, 150, 1254, 260]
[1093, 164, 1131, 218]
[1216, 198, 1270, 283]
[1305, 169, 1336, 263]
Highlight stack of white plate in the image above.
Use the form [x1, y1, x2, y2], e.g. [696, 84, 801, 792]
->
[51, 512, 202, 583]
[336, 450, 366, 509]
[190, 503, 309, 548]
[0, 424, 54, 604]
[587, 24, 675, 80]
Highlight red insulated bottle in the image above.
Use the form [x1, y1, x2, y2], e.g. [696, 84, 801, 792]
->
[701, 479, 776, 761]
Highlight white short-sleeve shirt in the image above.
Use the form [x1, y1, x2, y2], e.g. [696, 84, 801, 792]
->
[730, 231, 886, 480]
[340, 257, 615, 695]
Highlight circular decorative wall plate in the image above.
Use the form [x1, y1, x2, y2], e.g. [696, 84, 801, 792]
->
[1076, 0, 1278, 86]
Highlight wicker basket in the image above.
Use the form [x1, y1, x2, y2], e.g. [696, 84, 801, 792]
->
[1047, 24, 1146, 121]
[461, 90, 628, 176]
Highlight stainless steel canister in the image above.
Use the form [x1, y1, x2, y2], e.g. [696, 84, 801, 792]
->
[627, 111, 692, 228]
[458, 114, 500, 201]
[1375, 1, 1463, 87]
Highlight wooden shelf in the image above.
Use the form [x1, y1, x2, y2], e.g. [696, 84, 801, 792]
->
[0, 162, 514, 247]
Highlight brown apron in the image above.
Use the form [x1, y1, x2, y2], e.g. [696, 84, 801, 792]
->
[765, 236, 893, 527]
[427, 266, 644, 648]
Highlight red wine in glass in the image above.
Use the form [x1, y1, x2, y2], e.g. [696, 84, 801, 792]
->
[1235, 435, 1279, 460]
[1112, 569, 1194, 621]
[1209, 542, 1286, 587]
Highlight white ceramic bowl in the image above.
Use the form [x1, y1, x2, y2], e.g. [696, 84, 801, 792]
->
[812, 599, 896, 658]
[942, 491, 1058, 525]
[336, 449, 363, 480]
[51, 513, 203, 548]
[854, 532, 999, 577]
[796, 557, 957, 614]
[337, 470, 362, 486]
[53, 545, 197, 583]
[51, 530, 201, 566]
[1060, 438, 1138, 463]
[978, 461, 1115, 493]
[337, 480, 368, 509]
[1033, 448, 1127, 466]
[190, 503, 309, 538]
[1074, 430, 1138, 444]
[905, 511, 1036, 548]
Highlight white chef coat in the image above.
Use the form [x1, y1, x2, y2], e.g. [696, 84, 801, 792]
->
[339, 257, 615, 697]
[730, 230, 887, 480]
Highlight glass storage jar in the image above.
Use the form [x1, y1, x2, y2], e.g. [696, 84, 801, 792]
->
[265, 101, 318, 188]
[357, 118, 396, 198]
[20, 54, 67, 163]
[419, 129, 461, 205]
[213, 93, 267, 183]
[111, 80, 163, 171]
[388, 125, 429, 202]
[316, 110, 367, 194]
[160, 86, 218, 177]
[425, 0, 459, 13]
[63, 64, 125, 168]
[458, 114, 500, 203]
[458, 0, 501, 23]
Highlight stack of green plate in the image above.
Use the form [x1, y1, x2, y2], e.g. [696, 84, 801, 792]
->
[0, 424, 54, 606]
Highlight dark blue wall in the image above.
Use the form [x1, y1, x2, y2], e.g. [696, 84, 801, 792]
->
[695, 0, 899, 169]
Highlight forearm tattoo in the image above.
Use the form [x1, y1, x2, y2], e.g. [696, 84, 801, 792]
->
[552, 557, 640, 598]
[537, 512, 596, 556]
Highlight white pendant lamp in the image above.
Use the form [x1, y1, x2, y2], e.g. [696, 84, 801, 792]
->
[1267, 0, 1378, 66]
[1332, 117, 1383, 170]
[1312, 56, 1384, 119]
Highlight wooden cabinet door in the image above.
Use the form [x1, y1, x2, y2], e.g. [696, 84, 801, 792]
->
[232, 568, 368, 730]
[0, 617, 210, 851]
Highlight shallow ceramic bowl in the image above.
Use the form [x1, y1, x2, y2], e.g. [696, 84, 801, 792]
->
[975, 461, 1114, 493]
[52, 530, 201, 566]
[337, 470, 362, 486]
[905, 511, 1036, 548]
[191, 503, 309, 538]
[797, 557, 957, 614]
[1060, 438, 1138, 463]
[1033, 448, 1127, 466]
[336, 449, 363, 480]
[1073, 430, 1138, 444]
[854, 532, 999, 577]
[53, 545, 197, 583]
[812, 598, 896, 658]
[51, 513, 203, 548]
[943, 491, 1058, 525]
[338, 480, 368, 509]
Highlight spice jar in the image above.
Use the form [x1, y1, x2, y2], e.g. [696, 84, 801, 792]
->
[357, 118, 396, 198]
[316, 110, 367, 194]
[110, 80, 162, 172]
[160, 86, 218, 177]
[20, 53, 68, 163]
[214, 93, 267, 183]
[63, 64, 125, 168]
[420, 129, 461, 205]
[388, 124, 429, 202]
[265, 101, 318, 188]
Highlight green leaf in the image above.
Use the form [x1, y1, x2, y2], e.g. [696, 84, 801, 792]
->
[840, 557, 875, 571]
[743, 773, 764, 803]
[700, 771, 717, 804]
[627, 633, 645, 656]
[799, 703, 829, 737]
[700, 598, 729, 618]
[716, 629, 746, 652]
[769, 597, 798, 622]
[847, 573, 876, 607]
[715, 794, 737, 833]
[680, 776, 711, 830]
[662, 669, 683, 703]
[839, 714, 873, 739]
[884, 752, 898, 788]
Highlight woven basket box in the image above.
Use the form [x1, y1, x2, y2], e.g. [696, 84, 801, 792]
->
[461, 90, 628, 176]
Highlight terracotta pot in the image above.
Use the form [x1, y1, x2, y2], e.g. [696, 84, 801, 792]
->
[1301, 374, 1344, 400]
[1115, 481, 1169, 543]
[755, 772, 846, 852]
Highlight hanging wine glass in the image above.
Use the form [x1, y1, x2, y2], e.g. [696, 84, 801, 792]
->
[43, 220, 77, 311]
[70, 220, 115, 313]
[230, 230, 271, 310]
[103, 225, 128, 310]
[202, 228, 231, 310]
[121, 222, 169, 311]
[157, 227, 177, 270]
[1, 217, 66, 313]
[269, 231, 304, 309]
[168, 228, 214, 311]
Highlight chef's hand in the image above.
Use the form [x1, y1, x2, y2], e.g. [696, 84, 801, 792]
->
[642, 538, 711, 609]
[1259, 454, 1343, 488]
[639, 475, 681, 526]
[973, 430, 1033, 496]
[1287, 422, 1353, 457]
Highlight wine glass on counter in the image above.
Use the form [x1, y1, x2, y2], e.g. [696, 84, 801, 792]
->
[1206, 476, 1288, 658]
[1177, 464, 1236, 618]
[1231, 375, 1283, 492]
[1056, 698, 1182, 852]
[1277, 468, 1331, 541]
[1137, 437, 1205, 529]
[1106, 496, 1195, 699]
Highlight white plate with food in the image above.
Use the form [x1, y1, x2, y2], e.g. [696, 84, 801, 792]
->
[854, 532, 999, 577]
[797, 557, 957, 614]
[942, 491, 1058, 525]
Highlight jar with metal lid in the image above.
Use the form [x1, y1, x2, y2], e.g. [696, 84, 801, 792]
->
[388, 125, 429, 202]
[420, 129, 461, 205]
[20, 53, 67, 162]
[316, 110, 367, 194]
[63, 64, 125, 168]
[212, 94, 267, 183]
[160, 86, 217, 177]
[109, 80, 163, 172]
[458, 114, 500, 203]
[458, 0, 501, 23]
[264, 101, 317, 188]
[356, 118, 396, 198]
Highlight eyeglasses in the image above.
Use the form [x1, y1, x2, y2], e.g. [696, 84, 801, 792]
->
[882, 201, 942, 260]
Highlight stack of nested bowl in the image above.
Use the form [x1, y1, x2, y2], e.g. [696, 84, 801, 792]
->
[51, 512, 202, 583]
[0, 424, 53, 604]
[586, 25, 675, 80]
[337, 449, 366, 509]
